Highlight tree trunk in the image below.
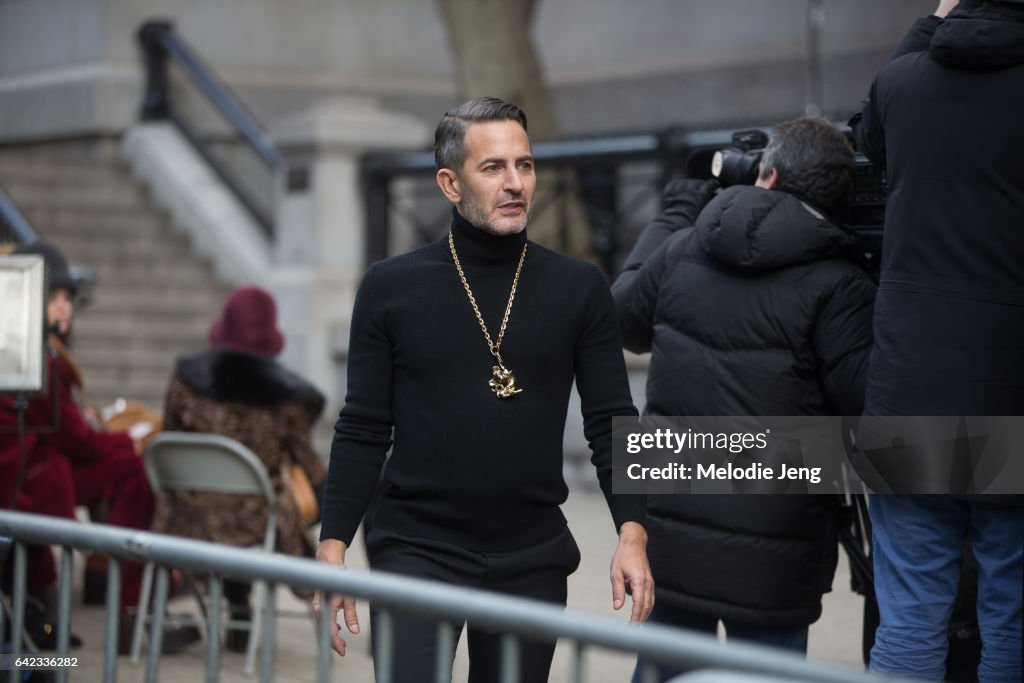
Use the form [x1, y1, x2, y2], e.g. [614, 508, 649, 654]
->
[437, 0, 558, 141]
[437, 0, 596, 263]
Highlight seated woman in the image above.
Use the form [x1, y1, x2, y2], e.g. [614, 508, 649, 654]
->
[154, 285, 327, 651]
[1, 241, 197, 654]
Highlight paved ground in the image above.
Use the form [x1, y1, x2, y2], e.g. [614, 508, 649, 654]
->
[54, 484, 867, 682]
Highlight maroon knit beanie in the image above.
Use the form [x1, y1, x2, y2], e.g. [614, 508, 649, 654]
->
[208, 285, 284, 358]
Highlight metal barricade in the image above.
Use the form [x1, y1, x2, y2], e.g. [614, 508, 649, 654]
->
[0, 511, 898, 683]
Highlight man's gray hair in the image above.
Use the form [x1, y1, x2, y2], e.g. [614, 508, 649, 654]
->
[434, 97, 529, 172]
[758, 117, 855, 214]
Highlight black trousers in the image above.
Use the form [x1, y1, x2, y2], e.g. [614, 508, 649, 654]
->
[365, 526, 581, 683]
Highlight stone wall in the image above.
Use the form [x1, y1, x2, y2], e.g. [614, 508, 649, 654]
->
[0, 0, 936, 144]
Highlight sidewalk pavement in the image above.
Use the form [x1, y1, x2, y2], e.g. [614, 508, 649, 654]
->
[60, 486, 866, 682]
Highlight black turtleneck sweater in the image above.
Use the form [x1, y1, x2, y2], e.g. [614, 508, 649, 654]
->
[320, 209, 642, 551]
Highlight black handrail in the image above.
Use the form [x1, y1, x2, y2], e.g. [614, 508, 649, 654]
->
[0, 183, 39, 245]
[361, 130, 702, 178]
[137, 20, 279, 235]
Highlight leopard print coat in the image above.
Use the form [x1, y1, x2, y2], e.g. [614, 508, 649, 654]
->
[152, 350, 327, 558]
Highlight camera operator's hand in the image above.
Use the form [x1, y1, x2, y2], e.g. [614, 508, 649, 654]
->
[934, 0, 958, 18]
[617, 178, 720, 276]
[662, 178, 721, 230]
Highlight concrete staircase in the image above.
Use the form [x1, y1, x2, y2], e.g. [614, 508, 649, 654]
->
[0, 152, 233, 411]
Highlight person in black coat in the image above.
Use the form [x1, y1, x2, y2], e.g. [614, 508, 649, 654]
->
[613, 116, 876, 681]
[850, 1, 1024, 680]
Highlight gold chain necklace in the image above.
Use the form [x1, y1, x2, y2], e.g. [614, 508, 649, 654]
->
[449, 231, 527, 399]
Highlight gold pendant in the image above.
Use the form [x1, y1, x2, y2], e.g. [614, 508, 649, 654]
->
[489, 364, 523, 399]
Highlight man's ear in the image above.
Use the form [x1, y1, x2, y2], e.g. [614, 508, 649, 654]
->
[756, 167, 779, 190]
[436, 168, 461, 204]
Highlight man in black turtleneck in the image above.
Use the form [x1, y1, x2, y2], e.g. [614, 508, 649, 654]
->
[313, 97, 652, 682]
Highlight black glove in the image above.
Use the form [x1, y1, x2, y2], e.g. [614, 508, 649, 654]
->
[660, 178, 721, 230]
[619, 178, 720, 273]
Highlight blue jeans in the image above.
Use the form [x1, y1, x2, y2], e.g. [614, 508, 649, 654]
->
[869, 495, 1023, 683]
[631, 602, 808, 683]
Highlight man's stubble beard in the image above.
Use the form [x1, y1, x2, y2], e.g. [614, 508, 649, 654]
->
[460, 189, 531, 236]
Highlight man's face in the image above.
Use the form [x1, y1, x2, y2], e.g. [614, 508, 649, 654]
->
[438, 120, 536, 236]
[46, 288, 74, 337]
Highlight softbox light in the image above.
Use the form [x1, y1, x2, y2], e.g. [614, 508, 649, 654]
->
[0, 254, 47, 393]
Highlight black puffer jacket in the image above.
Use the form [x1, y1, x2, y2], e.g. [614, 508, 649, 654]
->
[613, 184, 876, 626]
[852, 8, 1024, 416]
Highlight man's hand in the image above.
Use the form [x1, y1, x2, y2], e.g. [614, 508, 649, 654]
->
[661, 178, 721, 229]
[935, 0, 959, 18]
[313, 538, 360, 656]
[610, 521, 654, 623]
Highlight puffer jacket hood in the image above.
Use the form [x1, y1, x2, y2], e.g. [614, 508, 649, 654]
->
[930, 5, 1024, 69]
[696, 186, 858, 273]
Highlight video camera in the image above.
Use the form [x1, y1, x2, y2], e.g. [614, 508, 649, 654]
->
[710, 129, 886, 254]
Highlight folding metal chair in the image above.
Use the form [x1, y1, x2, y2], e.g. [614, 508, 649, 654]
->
[132, 431, 277, 677]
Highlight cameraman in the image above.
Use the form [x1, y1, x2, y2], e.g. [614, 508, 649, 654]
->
[612, 117, 876, 681]
[850, 1, 1024, 680]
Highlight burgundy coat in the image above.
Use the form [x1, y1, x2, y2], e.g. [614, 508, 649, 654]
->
[0, 339, 135, 517]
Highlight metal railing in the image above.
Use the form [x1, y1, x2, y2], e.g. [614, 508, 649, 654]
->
[0, 183, 39, 245]
[0, 511, 896, 683]
[137, 20, 280, 236]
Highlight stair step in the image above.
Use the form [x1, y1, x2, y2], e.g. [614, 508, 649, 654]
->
[72, 333, 210, 356]
[74, 317, 212, 340]
[2, 181, 150, 210]
[74, 347, 181, 371]
[24, 206, 169, 236]
[44, 227, 192, 251]
[86, 287, 228, 312]
[43, 236, 197, 267]
[78, 337, 217, 358]
[0, 167, 141, 193]
[88, 261, 223, 288]
[95, 267, 223, 288]
[75, 308, 218, 328]
[0, 157, 131, 183]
